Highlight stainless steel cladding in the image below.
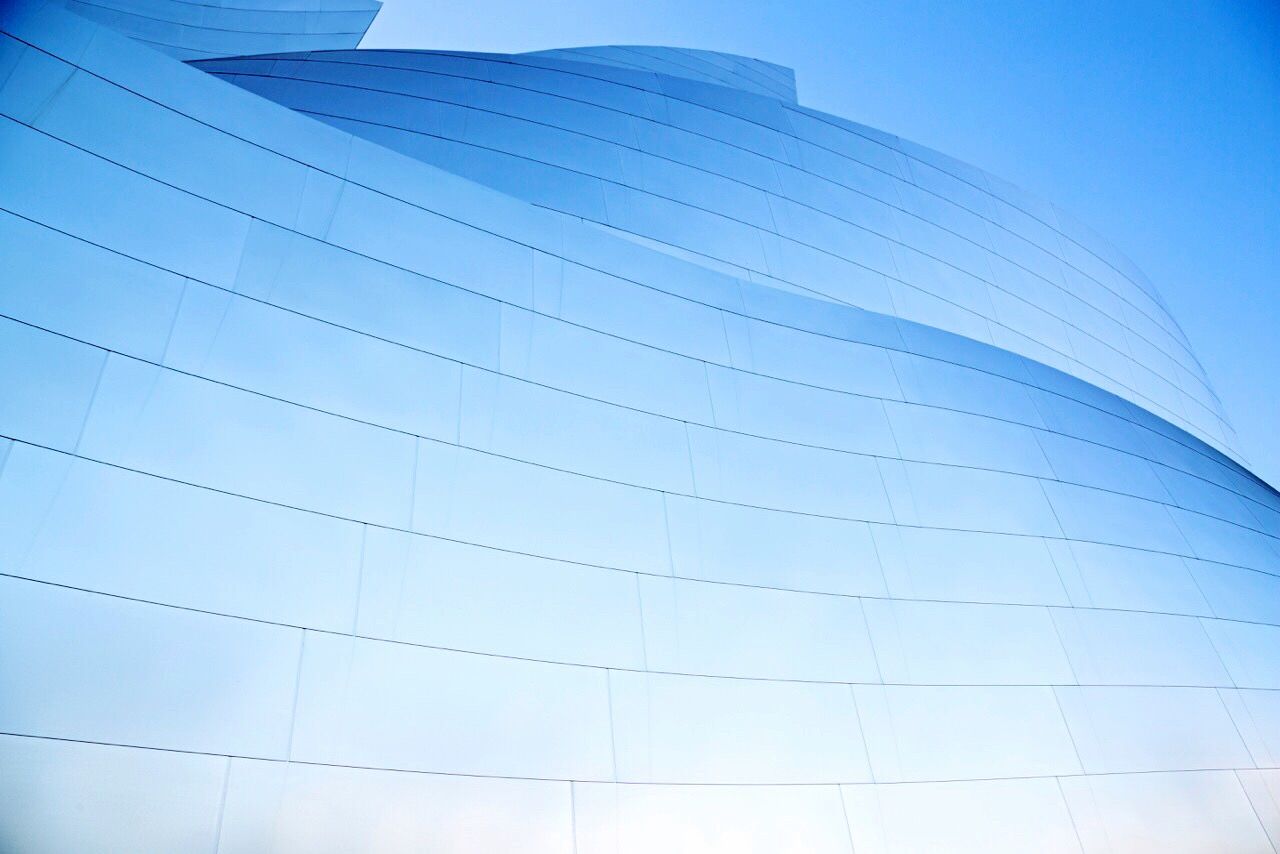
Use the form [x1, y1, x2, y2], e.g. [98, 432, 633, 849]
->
[1, 2, 1277, 851]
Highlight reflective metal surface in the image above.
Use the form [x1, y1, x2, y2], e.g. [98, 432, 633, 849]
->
[1, 1, 1277, 850]
[58, 0, 380, 60]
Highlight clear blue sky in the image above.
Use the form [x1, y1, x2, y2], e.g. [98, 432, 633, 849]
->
[364, 0, 1280, 486]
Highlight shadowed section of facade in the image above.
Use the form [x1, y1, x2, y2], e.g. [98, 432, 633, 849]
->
[1, 0, 1279, 851]
[193, 46, 1240, 462]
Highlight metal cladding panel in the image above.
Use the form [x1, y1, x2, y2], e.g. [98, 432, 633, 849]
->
[1, 1, 1278, 851]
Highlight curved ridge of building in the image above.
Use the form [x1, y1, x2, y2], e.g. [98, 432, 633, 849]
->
[193, 46, 1240, 461]
[523, 45, 799, 102]
[1, 0, 1278, 851]
[54, 0, 380, 59]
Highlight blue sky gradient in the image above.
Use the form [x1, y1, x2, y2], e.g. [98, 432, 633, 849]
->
[364, 0, 1280, 485]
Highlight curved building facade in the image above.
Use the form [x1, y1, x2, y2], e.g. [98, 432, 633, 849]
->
[194, 43, 1240, 460]
[0, 1, 1278, 851]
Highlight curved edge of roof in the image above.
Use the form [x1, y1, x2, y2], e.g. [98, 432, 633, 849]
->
[522, 45, 798, 103]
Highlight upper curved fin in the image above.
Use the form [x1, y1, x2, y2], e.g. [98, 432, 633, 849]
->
[56, 0, 380, 60]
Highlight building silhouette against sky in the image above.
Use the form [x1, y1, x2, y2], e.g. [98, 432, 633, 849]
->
[1, 1, 1278, 851]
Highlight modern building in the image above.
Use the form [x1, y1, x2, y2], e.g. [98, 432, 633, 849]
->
[1, 1, 1278, 851]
